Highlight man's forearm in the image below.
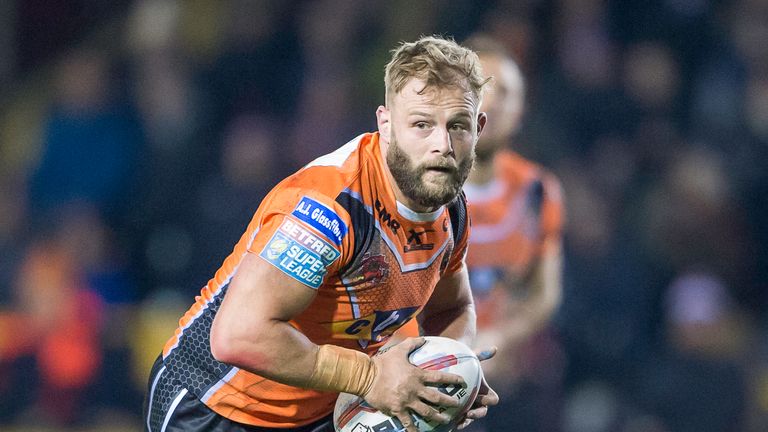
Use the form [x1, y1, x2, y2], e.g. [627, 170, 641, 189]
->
[211, 317, 319, 386]
[518, 250, 562, 334]
[212, 318, 375, 395]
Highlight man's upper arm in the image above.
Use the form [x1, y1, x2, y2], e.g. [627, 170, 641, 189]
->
[222, 190, 350, 319]
[210, 188, 351, 366]
[540, 172, 564, 251]
[516, 172, 564, 330]
[224, 250, 318, 324]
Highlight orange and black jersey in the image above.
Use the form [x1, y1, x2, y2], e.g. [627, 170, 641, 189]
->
[151, 132, 470, 428]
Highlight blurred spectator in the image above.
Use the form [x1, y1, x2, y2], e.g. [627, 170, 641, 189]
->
[201, 0, 304, 129]
[0, 176, 26, 305]
[532, 0, 639, 158]
[631, 270, 749, 432]
[27, 48, 143, 228]
[185, 113, 292, 291]
[289, 0, 365, 163]
[2, 205, 106, 426]
[556, 154, 660, 382]
[14, 0, 130, 75]
[663, 271, 749, 359]
[19, 46, 145, 425]
[127, 0, 200, 155]
[622, 41, 680, 116]
[639, 146, 752, 299]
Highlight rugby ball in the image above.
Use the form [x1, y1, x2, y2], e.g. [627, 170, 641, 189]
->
[333, 336, 481, 432]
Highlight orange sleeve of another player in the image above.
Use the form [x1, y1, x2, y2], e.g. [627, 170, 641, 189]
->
[540, 172, 565, 254]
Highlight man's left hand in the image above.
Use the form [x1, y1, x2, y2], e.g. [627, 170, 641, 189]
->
[457, 347, 499, 430]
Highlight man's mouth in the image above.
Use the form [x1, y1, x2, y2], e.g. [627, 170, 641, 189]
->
[427, 166, 452, 173]
[424, 161, 457, 174]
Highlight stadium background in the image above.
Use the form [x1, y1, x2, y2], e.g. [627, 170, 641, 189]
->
[0, 0, 766, 430]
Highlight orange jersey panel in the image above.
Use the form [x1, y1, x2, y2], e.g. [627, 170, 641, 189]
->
[463, 150, 564, 328]
[160, 133, 470, 427]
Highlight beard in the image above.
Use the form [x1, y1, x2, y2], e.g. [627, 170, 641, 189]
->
[386, 136, 474, 209]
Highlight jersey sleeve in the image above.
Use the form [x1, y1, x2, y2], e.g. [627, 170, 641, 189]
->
[246, 186, 353, 289]
[539, 172, 565, 254]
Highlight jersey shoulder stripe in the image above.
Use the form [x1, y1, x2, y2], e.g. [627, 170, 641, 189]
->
[303, 134, 365, 169]
[336, 189, 375, 275]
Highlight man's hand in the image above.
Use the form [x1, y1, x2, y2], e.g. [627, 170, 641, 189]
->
[457, 347, 500, 430]
[364, 337, 464, 432]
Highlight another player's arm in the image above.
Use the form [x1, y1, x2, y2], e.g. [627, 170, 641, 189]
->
[495, 239, 562, 346]
[515, 239, 562, 336]
[498, 177, 565, 345]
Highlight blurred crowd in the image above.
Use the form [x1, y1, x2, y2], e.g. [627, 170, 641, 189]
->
[0, 0, 766, 431]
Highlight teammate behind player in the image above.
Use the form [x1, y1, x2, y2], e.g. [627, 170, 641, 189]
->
[144, 36, 497, 432]
[462, 32, 564, 404]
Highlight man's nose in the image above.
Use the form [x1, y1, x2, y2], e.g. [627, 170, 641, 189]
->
[430, 127, 454, 156]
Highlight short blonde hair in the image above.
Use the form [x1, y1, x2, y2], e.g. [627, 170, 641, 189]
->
[384, 35, 488, 105]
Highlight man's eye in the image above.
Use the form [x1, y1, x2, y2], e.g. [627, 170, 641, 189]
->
[450, 123, 468, 131]
[415, 122, 429, 129]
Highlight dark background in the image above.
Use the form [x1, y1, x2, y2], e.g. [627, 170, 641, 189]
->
[0, 1, 766, 431]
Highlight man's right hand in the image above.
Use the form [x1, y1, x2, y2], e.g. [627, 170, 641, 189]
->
[363, 337, 464, 432]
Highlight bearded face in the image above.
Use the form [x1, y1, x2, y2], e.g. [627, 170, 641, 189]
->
[386, 133, 475, 209]
[377, 78, 485, 210]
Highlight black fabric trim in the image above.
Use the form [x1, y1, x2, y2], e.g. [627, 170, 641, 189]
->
[335, 191, 375, 275]
[447, 191, 468, 249]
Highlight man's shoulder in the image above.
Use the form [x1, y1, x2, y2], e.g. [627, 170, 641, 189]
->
[280, 133, 376, 196]
[303, 133, 371, 170]
[256, 132, 379, 224]
[496, 150, 562, 191]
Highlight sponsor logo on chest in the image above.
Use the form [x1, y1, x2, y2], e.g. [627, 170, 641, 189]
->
[374, 199, 401, 234]
[329, 306, 419, 345]
[403, 228, 435, 252]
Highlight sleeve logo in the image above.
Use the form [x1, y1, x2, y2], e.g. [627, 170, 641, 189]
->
[292, 196, 348, 246]
[260, 217, 341, 289]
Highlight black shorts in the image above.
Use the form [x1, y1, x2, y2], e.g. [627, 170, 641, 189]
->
[144, 355, 334, 432]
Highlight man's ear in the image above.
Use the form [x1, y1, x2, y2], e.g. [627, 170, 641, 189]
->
[476, 111, 488, 137]
[376, 105, 391, 142]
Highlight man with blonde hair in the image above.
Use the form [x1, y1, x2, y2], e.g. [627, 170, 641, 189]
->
[144, 35, 497, 432]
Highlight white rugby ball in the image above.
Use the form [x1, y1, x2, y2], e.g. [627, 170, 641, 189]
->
[333, 336, 482, 432]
